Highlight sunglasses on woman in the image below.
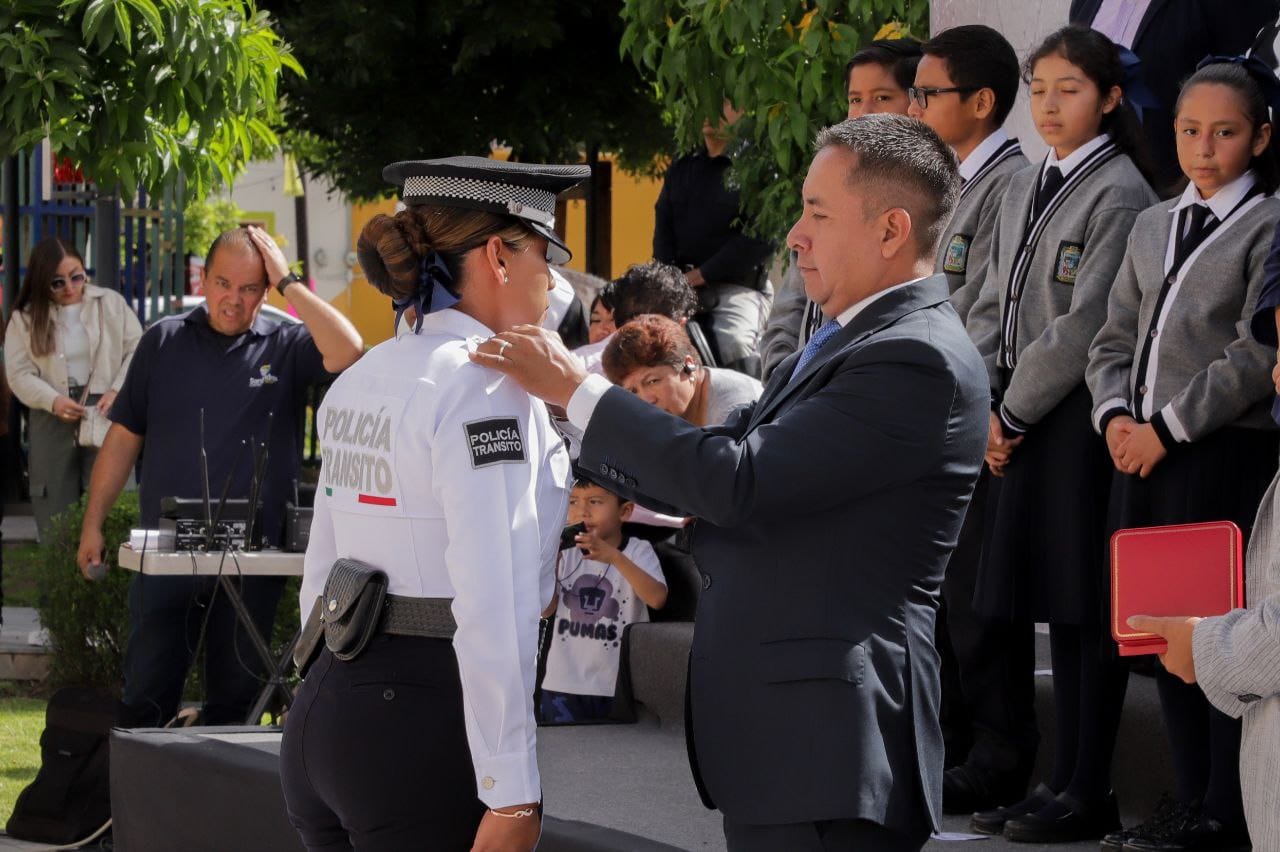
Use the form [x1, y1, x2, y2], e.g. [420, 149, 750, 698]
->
[51, 272, 87, 291]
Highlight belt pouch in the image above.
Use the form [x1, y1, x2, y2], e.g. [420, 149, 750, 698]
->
[321, 558, 388, 662]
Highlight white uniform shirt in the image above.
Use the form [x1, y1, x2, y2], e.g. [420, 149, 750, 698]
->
[301, 307, 571, 809]
[540, 538, 665, 697]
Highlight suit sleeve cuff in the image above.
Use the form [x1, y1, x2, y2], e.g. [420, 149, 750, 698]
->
[1151, 405, 1189, 446]
[1094, 399, 1131, 435]
[472, 749, 541, 809]
[998, 402, 1029, 437]
[567, 373, 613, 432]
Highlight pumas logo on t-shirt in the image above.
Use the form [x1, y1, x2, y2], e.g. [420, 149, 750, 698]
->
[249, 363, 279, 387]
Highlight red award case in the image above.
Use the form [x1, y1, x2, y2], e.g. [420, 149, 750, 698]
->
[1110, 521, 1245, 656]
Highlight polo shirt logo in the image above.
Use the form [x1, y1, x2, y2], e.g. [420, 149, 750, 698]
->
[249, 363, 279, 387]
[1054, 241, 1083, 285]
[465, 417, 526, 468]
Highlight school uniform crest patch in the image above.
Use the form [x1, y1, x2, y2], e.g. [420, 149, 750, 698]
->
[1054, 240, 1084, 284]
[943, 234, 972, 274]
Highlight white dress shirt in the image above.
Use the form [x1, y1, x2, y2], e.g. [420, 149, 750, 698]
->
[1089, 0, 1153, 49]
[1042, 133, 1112, 186]
[303, 307, 570, 809]
[959, 129, 1011, 184]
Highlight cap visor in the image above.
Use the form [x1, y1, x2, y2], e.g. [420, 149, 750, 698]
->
[527, 220, 572, 264]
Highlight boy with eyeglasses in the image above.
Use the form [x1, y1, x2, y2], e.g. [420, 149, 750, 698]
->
[907, 23, 1038, 816]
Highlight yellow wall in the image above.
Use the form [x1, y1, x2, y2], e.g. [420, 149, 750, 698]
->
[332, 160, 660, 346]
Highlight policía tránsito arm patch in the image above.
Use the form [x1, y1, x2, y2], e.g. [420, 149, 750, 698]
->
[465, 417, 527, 468]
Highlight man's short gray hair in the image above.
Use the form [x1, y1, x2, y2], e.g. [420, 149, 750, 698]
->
[813, 115, 961, 257]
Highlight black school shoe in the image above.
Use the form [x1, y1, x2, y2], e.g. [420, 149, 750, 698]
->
[971, 783, 1056, 836]
[1100, 794, 1189, 851]
[943, 763, 1030, 814]
[1124, 807, 1251, 851]
[1002, 789, 1120, 843]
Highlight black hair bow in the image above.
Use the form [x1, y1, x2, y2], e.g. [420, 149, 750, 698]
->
[391, 250, 456, 335]
[1196, 54, 1280, 119]
[1117, 47, 1161, 125]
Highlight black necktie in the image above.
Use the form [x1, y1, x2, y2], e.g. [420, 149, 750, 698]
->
[1033, 166, 1065, 219]
[1173, 204, 1213, 270]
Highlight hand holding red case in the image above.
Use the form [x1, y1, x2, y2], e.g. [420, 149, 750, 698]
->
[1110, 521, 1244, 656]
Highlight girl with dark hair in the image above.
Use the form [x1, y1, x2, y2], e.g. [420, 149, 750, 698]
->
[1087, 57, 1280, 852]
[4, 236, 141, 536]
[965, 24, 1159, 843]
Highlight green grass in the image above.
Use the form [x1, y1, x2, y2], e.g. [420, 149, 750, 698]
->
[0, 696, 45, 826]
[3, 541, 44, 609]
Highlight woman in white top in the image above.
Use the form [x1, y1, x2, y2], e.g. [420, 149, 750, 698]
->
[4, 237, 141, 535]
[280, 157, 587, 852]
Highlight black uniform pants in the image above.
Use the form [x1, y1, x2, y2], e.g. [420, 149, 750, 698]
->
[939, 472, 1039, 773]
[119, 573, 285, 727]
[281, 635, 486, 852]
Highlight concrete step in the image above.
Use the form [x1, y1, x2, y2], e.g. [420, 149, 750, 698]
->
[1, 511, 37, 544]
[0, 606, 50, 681]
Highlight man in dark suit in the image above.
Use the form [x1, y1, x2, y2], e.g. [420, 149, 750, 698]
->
[1071, 0, 1278, 191]
[472, 114, 990, 852]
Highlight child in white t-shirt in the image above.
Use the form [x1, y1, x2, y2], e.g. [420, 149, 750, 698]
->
[539, 479, 667, 723]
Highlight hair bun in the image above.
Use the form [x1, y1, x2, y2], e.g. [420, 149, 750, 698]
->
[356, 213, 420, 300]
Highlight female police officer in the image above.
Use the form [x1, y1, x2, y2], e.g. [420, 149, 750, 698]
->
[280, 157, 588, 851]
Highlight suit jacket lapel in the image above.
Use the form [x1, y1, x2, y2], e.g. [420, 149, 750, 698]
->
[1133, 0, 1168, 47]
[746, 276, 952, 431]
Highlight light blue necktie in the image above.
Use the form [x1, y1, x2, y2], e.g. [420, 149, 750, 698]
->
[789, 319, 841, 381]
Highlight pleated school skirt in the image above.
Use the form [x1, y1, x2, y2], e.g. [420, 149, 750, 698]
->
[974, 385, 1112, 624]
[1106, 424, 1279, 536]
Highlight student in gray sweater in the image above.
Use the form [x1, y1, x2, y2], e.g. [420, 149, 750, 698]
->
[906, 24, 1038, 817]
[964, 26, 1159, 844]
[1087, 58, 1280, 852]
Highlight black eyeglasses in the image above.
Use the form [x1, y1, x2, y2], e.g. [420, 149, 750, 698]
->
[50, 272, 87, 291]
[908, 86, 979, 109]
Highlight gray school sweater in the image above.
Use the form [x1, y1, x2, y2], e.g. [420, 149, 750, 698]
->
[935, 141, 1029, 324]
[1087, 193, 1280, 443]
[967, 145, 1158, 430]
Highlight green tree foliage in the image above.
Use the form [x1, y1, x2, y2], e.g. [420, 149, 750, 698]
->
[0, 0, 302, 199]
[182, 196, 246, 258]
[263, 0, 670, 200]
[622, 1, 928, 245]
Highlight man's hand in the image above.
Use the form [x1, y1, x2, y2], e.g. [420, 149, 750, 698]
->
[575, 529, 620, 564]
[53, 395, 86, 422]
[985, 412, 1023, 477]
[246, 225, 291, 287]
[77, 526, 106, 580]
[95, 390, 118, 417]
[471, 807, 541, 852]
[469, 325, 587, 409]
[1116, 423, 1167, 479]
[1272, 353, 1280, 395]
[1127, 615, 1202, 684]
[1105, 414, 1137, 468]
[685, 267, 706, 288]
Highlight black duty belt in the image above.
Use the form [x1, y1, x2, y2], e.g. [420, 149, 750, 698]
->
[380, 594, 457, 639]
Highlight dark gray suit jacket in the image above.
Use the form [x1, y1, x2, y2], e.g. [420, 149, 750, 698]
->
[577, 275, 989, 833]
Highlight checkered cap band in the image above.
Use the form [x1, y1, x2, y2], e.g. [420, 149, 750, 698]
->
[402, 175, 557, 216]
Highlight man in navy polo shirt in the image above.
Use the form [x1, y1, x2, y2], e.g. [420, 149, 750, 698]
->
[76, 226, 362, 727]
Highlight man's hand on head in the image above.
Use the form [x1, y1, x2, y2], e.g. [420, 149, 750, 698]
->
[469, 325, 587, 409]
[245, 225, 290, 287]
